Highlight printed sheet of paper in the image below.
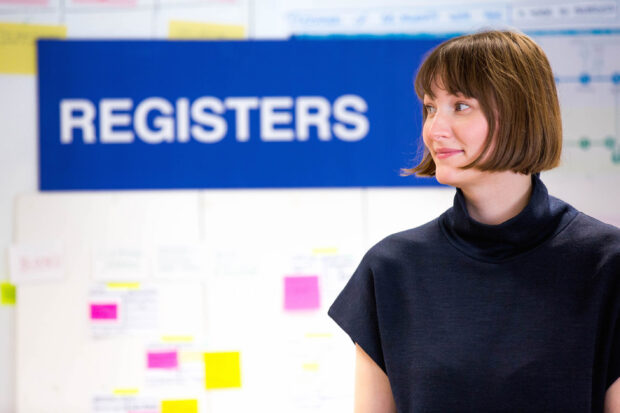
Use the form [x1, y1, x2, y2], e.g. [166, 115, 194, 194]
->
[144, 339, 205, 390]
[157, 281, 206, 343]
[91, 244, 148, 281]
[92, 393, 159, 413]
[169, 20, 245, 39]
[89, 283, 158, 338]
[282, 332, 355, 412]
[153, 244, 208, 280]
[9, 241, 65, 284]
[70, 0, 137, 5]
[0, 22, 66, 74]
[284, 246, 361, 311]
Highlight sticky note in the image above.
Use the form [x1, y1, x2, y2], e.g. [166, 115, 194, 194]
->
[161, 399, 198, 413]
[106, 282, 140, 290]
[312, 247, 339, 255]
[179, 350, 203, 363]
[90, 303, 118, 320]
[284, 275, 320, 310]
[204, 351, 241, 389]
[112, 388, 139, 395]
[161, 335, 193, 343]
[302, 362, 320, 372]
[0, 22, 66, 74]
[169, 20, 245, 40]
[147, 350, 178, 369]
[1, 282, 16, 305]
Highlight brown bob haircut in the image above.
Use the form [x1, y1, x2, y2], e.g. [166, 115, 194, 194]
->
[402, 30, 562, 177]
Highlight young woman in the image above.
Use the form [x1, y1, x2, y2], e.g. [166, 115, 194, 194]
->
[328, 31, 620, 412]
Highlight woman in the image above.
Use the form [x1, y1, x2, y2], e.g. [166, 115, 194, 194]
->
[328, 30, 620, 412]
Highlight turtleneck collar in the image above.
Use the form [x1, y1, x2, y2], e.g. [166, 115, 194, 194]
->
[439, 173, 578, 263]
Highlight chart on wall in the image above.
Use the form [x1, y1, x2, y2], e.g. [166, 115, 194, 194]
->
[281, 0, 620, 224]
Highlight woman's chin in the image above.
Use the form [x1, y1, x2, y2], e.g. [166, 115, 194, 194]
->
[434, 170, 459, 187]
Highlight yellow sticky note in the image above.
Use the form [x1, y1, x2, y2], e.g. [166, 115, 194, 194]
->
[112, 388, 139, 396]
[169, 20, 245, 40]
[106, 282, 140, 290]
[161, 335, 194, 343]
[311, 247, 339, 255]
[302, 362, 320, 372]
[161, 399, 198, 413]
[179, 350, 203, 363]
[204, 351, 241, 389]
[1, 282, 16, 305]
[0, 22, 66, 75]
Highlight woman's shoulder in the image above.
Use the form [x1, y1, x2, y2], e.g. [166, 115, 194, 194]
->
[362, 217, 445, 266]
[559, 209, 620, 270]
[562, 209, 620, 247]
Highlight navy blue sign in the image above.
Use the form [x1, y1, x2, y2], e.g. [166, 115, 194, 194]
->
[38, 38, 444, 190]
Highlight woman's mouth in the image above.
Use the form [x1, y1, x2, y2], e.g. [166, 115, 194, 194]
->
[435, 149, 464, 159]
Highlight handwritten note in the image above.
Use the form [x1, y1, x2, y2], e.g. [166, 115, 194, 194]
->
[284, 275, 320, 311]
[0, 22, 66, 74]
[1, 282, 16, 305]
[9, 242, 65, 284]
[147, 349, 178, 369]
[161, 399, 198, 413]
[168, 20, 245, 39]
[204, 351, 241, 389]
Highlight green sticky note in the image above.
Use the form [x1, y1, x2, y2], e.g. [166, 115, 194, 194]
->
[1, 282, 16, 305]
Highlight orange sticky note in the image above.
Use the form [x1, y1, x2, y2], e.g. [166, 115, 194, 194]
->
[0, 22, 66, 74]
[204, 351, 241, 389]
[161, 399, 197, 413]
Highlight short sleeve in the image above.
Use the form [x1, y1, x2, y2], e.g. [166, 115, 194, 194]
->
[607, 278, 620, 390]
[609, 313, 620, 390]
[327, 251, 386, 373]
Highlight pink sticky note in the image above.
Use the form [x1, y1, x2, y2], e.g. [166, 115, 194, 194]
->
[284, 275, 320, 311]
[147, 350, 178, 369]
[90, 303, 118, 320]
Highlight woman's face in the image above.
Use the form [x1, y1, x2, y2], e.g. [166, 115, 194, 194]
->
[422, 80, 491, 188]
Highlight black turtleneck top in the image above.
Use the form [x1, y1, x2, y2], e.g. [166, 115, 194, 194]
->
[328, 174, 620, 412]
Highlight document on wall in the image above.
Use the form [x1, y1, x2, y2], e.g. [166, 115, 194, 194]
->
[9, 241, 66, 284]
[282, 331, 354, 412]
[152, 244, 208, 281]
[92, 393, 159, 413]
[91, 243, 149, 281]
[89, 282, 158, 338]
[285, 245, 361, 310]
[144, 342, 205, 390]
[212, 249, 262, 278]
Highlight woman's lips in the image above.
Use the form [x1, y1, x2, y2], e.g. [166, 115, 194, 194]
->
[435, 149, 464, 159]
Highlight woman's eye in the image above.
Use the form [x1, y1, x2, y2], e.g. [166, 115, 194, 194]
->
[424, 105, 436, 114]
[455, 102, 470, 111]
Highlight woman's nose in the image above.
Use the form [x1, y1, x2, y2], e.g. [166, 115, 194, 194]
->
[426, 111, 452, 140]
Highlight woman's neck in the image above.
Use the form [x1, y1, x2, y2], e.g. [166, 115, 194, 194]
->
[460, 172, 533, 225]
